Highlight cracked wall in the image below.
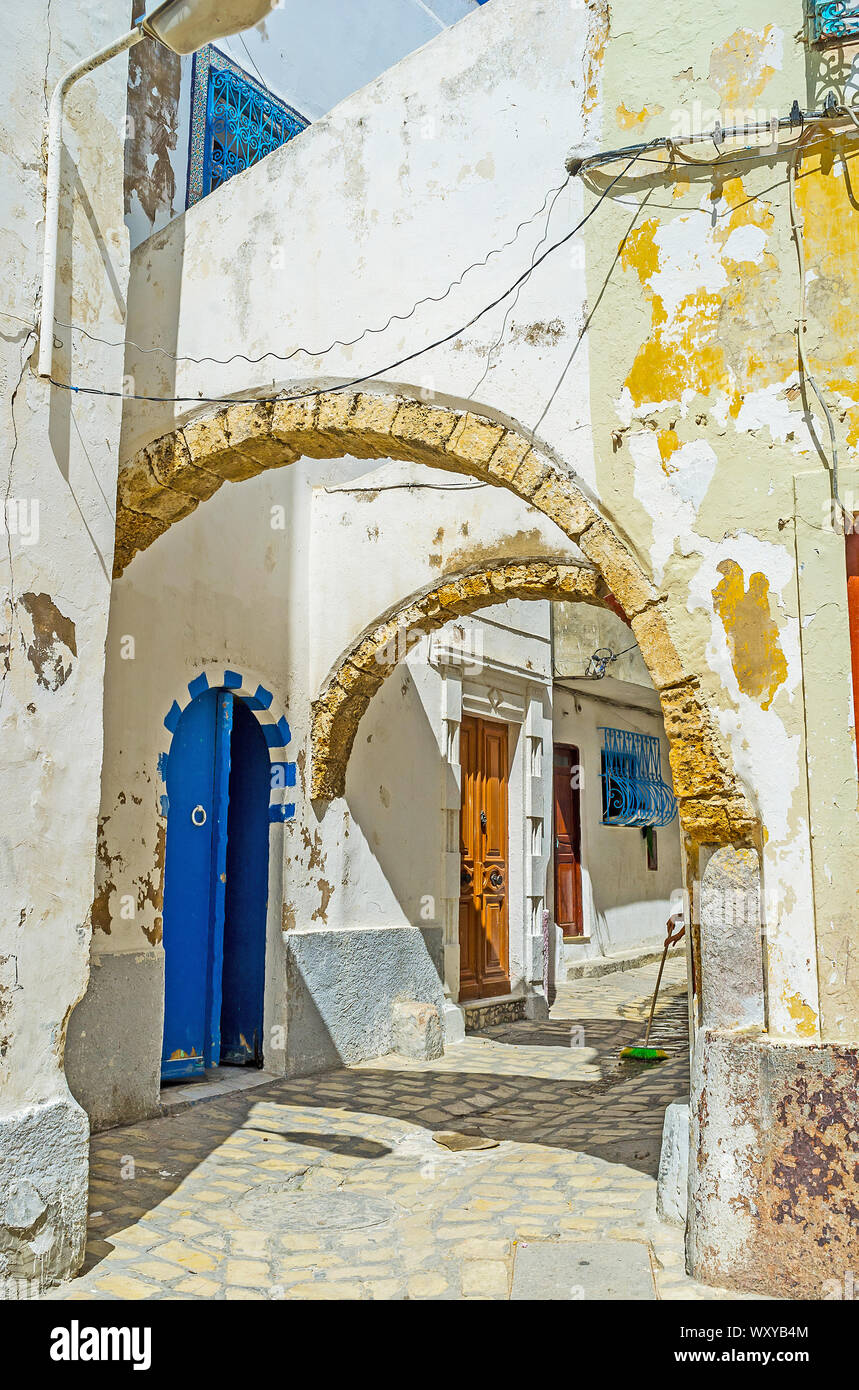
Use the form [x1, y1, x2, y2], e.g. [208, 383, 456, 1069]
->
[0, 0, 131, 1295]
[584, 0, 859, 1043]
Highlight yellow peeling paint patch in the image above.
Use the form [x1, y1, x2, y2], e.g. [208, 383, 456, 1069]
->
[712, 561, 788, 709]
[657, 428, 681, 473]
[618, 187, 788, 413]
[794, 140, 859, 413]
[583, 3, 609, 117]
[785, 992, 818, 1038]
[708, 26, 780, 109]
[616, 102, 663, 131]
[625, 288, 727, 411]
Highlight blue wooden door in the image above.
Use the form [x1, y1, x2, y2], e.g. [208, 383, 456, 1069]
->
[205, 690, 234, 1067]
[161, 688, 269, 1081]
[220, 699, 270, 1064]
[161, 689, 232, 1080]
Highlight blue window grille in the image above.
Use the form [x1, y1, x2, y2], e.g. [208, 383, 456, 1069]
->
[811, 1, 859, 42]
[599, 727, 677, 828]
[187, 46, 309, 208]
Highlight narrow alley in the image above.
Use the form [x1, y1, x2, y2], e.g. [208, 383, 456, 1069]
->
[48, 962, 755, 1302]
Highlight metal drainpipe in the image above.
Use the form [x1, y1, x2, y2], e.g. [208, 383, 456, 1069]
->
[38, 24, 146, 380]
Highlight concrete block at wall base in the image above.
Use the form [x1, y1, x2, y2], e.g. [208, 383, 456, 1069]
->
[284, 925, 445, 1076]
[0, 1094, 88, 1297]
[524, 988, 549, 1021]
[392, 1000, 444, 1060]
[65, 949, 164, 1133]
[442, 999, 466, 1044]
[656, 1101, 689, 1228]
[688, 1029, 859, 1299]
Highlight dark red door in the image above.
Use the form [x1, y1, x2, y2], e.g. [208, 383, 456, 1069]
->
[553, 744, 583, 937]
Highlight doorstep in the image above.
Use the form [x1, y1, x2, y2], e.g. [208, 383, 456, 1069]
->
[463, 992, 526, 1032]
[565, 943, 685, 981]
[159, 1067, 278, 1115]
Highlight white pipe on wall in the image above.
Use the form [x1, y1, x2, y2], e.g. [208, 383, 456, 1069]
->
[37, 25, 146, 381]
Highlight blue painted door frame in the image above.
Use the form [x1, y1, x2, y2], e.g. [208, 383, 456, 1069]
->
[161, 689, 269, 1081]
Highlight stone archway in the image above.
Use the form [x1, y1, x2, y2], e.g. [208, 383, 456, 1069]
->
[116, 391, 756, 845]
[312, 557, 600, 799]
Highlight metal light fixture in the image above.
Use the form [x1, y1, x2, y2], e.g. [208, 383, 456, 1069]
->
[38, 0, 278, 378]
[142, 0, 278, 56]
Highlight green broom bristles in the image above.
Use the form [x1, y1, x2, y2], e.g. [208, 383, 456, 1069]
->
[620, 1045, 669, 1061]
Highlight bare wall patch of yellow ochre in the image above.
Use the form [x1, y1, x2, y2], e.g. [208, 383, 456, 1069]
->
[583, 0, 610, 118]
[707, 25, 780, 111]
[617, 178, 790, 417]
[615, 102, 663, 131]
[795, 138, 859, 448]
[785, 991, 818, 1040]
[711, 559, 788, 709]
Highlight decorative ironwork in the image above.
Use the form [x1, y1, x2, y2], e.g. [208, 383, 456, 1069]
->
[812, 1, 859, 42]
[599, 726, 677, 828]
[187, 46, 309, 208]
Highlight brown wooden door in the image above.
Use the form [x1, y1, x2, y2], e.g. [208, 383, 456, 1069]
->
[553, 744, 583, 937]
[459, 716, 510, 1000]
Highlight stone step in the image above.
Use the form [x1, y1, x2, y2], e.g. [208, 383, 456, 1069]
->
[565, 944, 685, 981]
[463, 994, 526, 1031]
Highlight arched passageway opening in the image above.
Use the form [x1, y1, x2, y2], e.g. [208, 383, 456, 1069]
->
[117, 391, 757, 849]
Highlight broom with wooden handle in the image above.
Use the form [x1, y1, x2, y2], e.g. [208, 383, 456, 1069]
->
[620, 915, 686, 1061]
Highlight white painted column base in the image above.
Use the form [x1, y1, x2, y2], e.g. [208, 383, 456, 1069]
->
[442, 998, 466, 1044]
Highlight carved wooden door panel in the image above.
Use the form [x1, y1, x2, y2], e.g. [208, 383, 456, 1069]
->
[459, 715, 510, 1000]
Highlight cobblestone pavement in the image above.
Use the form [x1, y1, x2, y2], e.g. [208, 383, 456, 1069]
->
[47, 961, 755, 1301]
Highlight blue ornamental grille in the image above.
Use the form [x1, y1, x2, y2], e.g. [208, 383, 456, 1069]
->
[599, 727, 677, 828]
[205, 67, 308, 195]
[813, 1, 859, 41]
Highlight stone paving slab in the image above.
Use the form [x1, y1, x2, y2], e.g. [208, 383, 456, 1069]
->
[511, 1239, 656, 1300]
[44, 962, 759, 1302]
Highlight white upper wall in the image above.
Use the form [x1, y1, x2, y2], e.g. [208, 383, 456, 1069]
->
[127, 0, 484, 246]
[122, 0, 596, 490]
[310, 458, 587, 687]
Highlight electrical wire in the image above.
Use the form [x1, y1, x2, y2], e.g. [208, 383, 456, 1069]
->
[44, 175, 573, 373]
[42, 154, 641, 405]
[788, 123, 848, 527]
[236, 34, 275, 98]
[567, 99, 859, 177]
[585, 643, 638, 679]
[555, 643, 639, 682]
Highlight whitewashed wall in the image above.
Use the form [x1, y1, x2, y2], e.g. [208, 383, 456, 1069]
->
[0, 0, 131, 1294]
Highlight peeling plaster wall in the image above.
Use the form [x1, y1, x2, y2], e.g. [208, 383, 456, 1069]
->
[585, 0, 859, 1042]
[0, 0, 131, 1294]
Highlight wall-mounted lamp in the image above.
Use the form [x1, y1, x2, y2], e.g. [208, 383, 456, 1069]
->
[38, 0, 277, 379]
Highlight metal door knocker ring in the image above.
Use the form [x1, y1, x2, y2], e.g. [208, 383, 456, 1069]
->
[191, 805, 207, 826]
[489, 869, 503, 889]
